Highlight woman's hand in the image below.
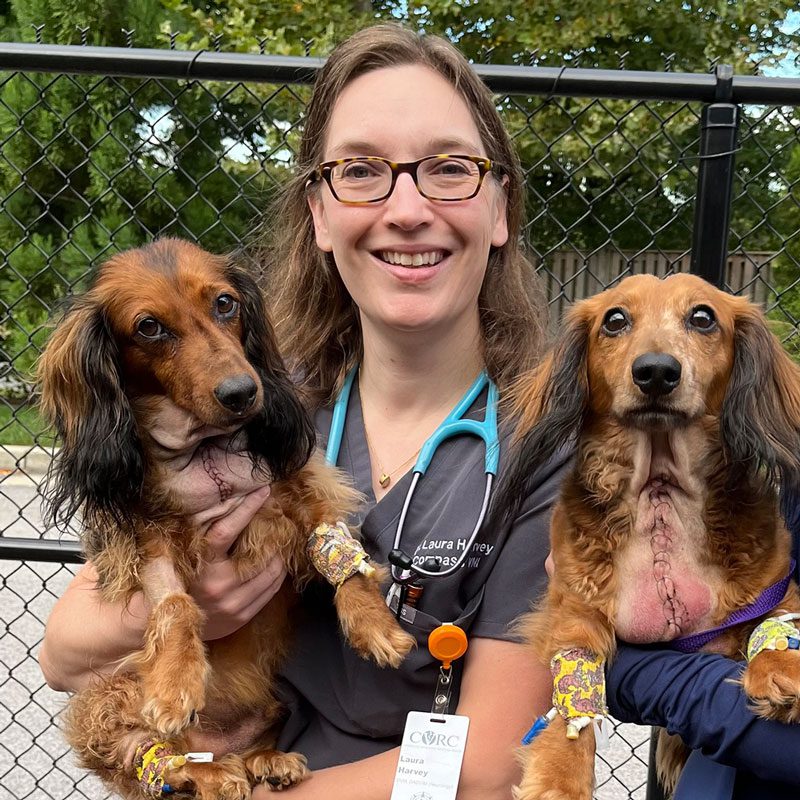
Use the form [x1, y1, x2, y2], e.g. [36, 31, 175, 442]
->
[187, 485, 288, 641]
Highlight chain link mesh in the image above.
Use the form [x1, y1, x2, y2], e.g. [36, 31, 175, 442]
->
[2, 46, 799, 800]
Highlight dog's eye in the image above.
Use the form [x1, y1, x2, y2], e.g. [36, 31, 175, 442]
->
[601, 308, 630, 336]
[216, 294, 238, 317]
[136, 317, 163, 339]
[688, 305, 717, 332]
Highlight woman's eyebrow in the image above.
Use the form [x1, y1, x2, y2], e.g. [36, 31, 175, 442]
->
[325, 137, 484, 160]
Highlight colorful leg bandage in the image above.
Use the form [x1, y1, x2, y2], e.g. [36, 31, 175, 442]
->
[550, 647, 609, 739]
[747, 612, 800, 661]
[135, 740, 182, 797]
[307, 521, 375, 588]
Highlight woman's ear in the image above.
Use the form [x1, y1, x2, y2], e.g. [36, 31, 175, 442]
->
[307, 190, 333, 253]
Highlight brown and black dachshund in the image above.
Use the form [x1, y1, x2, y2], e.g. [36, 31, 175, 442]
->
[493, 273, 800, 800]
[38, 239, 414, 799]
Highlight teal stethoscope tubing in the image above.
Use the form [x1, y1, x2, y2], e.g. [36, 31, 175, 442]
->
[325, 367, 500, 582]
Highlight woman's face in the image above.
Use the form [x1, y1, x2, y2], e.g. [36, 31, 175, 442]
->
[307, 64, 508, 338]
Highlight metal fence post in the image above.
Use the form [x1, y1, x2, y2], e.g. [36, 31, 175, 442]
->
[689, 64, 740, 288]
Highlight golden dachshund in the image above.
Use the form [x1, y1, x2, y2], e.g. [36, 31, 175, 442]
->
[495, 273, 800, 799]
[38, 239, 413, 799]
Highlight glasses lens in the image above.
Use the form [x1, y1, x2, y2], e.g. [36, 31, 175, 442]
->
[418, 156, 482, 200]
[330, 159, 392, 202]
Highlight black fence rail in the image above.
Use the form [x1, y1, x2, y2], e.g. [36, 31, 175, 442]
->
[2, 41, 800, 800]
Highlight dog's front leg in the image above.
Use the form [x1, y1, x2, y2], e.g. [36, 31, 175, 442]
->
[514, 596, 615, 800]
[137, 556, 209, 737]
[514, 716, 596, 800]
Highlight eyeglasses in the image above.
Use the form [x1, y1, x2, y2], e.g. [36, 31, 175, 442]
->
[309, 154, 495, 204]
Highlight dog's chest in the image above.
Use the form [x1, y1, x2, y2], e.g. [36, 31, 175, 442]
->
[613, 479, 724, 643]
[187, 711, 269, 758]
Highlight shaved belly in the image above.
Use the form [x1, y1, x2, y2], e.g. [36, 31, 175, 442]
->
[615, 480, 716, 643]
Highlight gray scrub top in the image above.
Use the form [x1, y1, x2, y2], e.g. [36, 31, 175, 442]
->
[276, 378, 569, 768]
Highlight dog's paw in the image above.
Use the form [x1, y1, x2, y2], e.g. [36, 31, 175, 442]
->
[169, 756, 251, 800]
[246, 750, 309, 790]
[334, 574, 415, 667]
[356, 623, 416, 668]
[743, 649, 800, 723]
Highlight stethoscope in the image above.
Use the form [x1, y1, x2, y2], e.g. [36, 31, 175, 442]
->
[325, 367, 500, 589]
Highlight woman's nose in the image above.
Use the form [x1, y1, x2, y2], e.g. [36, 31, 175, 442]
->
[381, 173, 435, 229]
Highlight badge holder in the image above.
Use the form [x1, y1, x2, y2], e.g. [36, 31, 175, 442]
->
[428, 623, 468, 714]
[390, 623, 470, 800]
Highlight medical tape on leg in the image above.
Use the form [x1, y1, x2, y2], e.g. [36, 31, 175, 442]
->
[134, 740, 213, 797]
[307, 521, 375, 588]
[747, 612, 800, 661]
[135, 740, 182, 797]
[550, 647, 609, 739]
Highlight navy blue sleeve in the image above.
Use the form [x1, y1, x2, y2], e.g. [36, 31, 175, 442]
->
[606, 493, 800, 785]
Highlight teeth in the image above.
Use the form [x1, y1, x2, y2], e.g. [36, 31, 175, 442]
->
[380, 251, 444, 267]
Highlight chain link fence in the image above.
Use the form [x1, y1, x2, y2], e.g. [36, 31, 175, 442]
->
[1, 40, 800, 800]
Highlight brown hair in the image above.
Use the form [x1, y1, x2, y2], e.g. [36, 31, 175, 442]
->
[261, 23, 547, 408]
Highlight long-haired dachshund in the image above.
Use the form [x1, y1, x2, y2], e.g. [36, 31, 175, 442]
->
[38, 239, 414, 799]
[494, 273, 800, 800]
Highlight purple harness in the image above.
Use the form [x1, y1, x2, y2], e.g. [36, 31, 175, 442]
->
[670, 559, 797, 654]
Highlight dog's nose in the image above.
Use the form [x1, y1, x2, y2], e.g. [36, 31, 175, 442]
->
[632, 353, 682, 397]
[214, 375, 258, 414]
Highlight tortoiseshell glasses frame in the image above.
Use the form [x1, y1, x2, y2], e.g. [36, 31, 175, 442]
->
[308, 154, 495, 204]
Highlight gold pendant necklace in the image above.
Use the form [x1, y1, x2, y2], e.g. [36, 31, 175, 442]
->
[361, 397, 422, 489]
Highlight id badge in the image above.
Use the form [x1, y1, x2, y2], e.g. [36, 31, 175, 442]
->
[390, 711, 470, 800]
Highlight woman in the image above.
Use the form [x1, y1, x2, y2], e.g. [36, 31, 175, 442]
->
[40, 25, 567, 799]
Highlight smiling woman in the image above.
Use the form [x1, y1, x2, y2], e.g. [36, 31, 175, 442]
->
[39, 24, 567, 800]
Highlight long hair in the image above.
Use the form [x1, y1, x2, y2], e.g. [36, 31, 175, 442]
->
[256, 24, 547, 408]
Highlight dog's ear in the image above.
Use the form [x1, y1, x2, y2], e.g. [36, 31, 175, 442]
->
[490, 306, 590, 528]
[226, 265, 316, 480]
[721, 305, 800, 493]
[37, 298, 143, 532]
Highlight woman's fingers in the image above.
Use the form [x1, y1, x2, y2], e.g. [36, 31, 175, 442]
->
[203, 485, 272, 562]
[199, 556, 287, 641]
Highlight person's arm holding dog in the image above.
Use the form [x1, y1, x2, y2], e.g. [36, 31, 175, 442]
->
[40, 487, 284, 692]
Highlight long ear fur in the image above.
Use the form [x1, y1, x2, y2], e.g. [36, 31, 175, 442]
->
[37, 298, 143, 532]
[226, 265, 316, 480]
[721, 306, 800, 493]
[489, 308, 589, 529]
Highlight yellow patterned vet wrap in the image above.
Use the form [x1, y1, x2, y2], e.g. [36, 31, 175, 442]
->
[747, 616, 800, 661]
[550, 648, 609, 738]
[307, 521, 376, 588]
[135, 740, 184, 797]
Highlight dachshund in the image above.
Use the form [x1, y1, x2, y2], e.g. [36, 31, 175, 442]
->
[38, 239, 414, 800]
[493, 273, 800, 800]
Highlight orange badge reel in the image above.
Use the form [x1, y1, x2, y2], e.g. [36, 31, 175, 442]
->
[428, 623, 468, 713]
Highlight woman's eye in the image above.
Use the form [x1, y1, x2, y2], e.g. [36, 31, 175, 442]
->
[434, 160, 470, 176]
[688, 305, 717, 331]
[341, 162, 378, 180]
[136, 317, 163, 339]
[601, 308, 630, 335]
[216, 294, 238, 317]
